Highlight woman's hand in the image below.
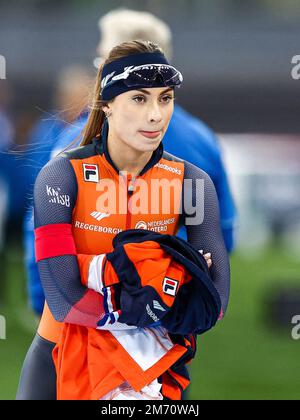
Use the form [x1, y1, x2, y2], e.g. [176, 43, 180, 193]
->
[199, 250, 212, 268]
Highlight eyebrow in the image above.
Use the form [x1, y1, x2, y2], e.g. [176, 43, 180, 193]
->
[135, 87, 174, 96]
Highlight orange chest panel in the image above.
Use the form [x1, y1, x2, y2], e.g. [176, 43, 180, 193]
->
[69, 154, 185, 255]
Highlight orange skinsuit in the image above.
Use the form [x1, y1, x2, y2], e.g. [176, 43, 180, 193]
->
[54, 242, 195, 400]
[34, 133, 192, 399]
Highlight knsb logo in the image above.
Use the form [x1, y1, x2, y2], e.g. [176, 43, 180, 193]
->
[46, 185, 70, 207]
[83, 164, 99, 183]
[163, 277, 179, 297]
[0, 315, 6, 340]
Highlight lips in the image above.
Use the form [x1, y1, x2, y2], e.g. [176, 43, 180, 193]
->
[139, 130, 161, 139]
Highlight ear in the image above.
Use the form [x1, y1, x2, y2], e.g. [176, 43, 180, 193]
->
[102, 99, 115, 112]
[102, 104, 110, 114]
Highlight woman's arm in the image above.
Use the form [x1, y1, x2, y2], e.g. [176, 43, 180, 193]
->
[182, 161, 230, 316]
[34, 156, 106, 328]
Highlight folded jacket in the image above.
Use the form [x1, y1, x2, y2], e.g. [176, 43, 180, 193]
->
[53, 229, 222, 400]
[100, 229, 222, 335]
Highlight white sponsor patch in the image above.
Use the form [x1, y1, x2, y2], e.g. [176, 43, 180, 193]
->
[46, 185, 70, 207]
[135, 221, 148, 230]
[135, 218, 175, 233]
[163, 277, 179, 297]
[90, 211, 111, 222]
[146, 304, 160, 323]
[83, 164, 99, 183]
[153, 300, 166, 312]
[154, 162, 182, 175]
[74, 220, 122, 235]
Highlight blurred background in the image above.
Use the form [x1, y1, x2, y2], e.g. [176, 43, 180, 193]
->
[1, 0, 300, 400]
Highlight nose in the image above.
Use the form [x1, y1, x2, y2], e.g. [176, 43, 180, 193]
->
[147, 101, 162, 124]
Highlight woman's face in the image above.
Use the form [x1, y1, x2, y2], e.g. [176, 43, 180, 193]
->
[103, 86, 175, 153]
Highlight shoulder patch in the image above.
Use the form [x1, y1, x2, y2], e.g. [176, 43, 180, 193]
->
[163, 277, 179, 297]
[83, 163, 99, 183]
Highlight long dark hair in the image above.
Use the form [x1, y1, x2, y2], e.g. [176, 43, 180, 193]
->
[80, 40, 164, 146]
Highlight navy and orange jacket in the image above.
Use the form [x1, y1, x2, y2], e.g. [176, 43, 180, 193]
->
[34, 120, 230, 399]
[96, 229, 221, 333]
[53, 229, 221, 400]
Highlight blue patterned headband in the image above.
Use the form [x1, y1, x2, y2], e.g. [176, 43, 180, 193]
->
[100, 52, 183, 101]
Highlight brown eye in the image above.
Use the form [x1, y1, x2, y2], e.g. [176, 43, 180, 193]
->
[133, 95, 146, 103]
[160, 95, 174, 103]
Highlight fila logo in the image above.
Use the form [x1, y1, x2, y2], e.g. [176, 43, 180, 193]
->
[90, 211, 111, 222]
[83, 164, 99, 183]
[163, 277, 179, 297]
[153, 300, 166, 312]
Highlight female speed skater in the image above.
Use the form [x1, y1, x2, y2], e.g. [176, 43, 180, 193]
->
[17, 40, 230, 400]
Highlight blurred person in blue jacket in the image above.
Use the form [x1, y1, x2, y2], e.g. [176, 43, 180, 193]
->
[22, 66, 93, 314]
[0, 83, 15, 303]
[0, 143, 10, 305]
[24, 66, 93, 198]
[0, 82, 33, 228]
[24, 8, 237, 317]
[0, 111, 14, 220]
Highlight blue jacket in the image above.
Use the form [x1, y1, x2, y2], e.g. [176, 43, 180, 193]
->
[99, 228, 222, 392]
[101, 228, 222, 335]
